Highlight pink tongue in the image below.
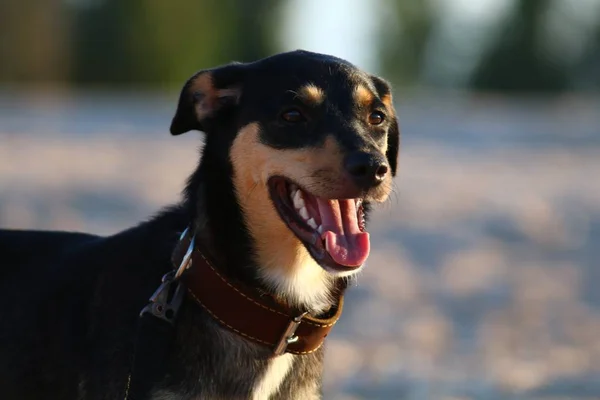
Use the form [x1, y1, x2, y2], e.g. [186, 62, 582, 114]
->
[316, 198, 370, 267]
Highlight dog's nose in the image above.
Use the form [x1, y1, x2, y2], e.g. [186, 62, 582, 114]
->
[344, 152, 389, 189]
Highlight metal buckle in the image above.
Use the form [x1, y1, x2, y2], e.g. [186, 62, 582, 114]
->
[272, 311, 309, 356]
[140, 271, 185, 325]
[175, 227, 195, 279]
[138, 228, 194, 324]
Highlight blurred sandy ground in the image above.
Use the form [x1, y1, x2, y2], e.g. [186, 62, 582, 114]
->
[1, 91, 599, 399]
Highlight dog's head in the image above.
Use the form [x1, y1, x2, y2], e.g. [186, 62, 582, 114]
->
[171, 50, 399, 288]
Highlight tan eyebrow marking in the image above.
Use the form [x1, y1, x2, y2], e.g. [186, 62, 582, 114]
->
[296, 84, 325, 106]
[381, 93, 392, 108]
[354, 85, 374, 108]
[380, 93, 396, 115]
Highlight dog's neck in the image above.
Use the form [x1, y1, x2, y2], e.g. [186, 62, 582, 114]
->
[182, 159, 340, 314]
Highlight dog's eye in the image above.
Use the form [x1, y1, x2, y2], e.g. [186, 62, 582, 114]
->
[368, 111, 385, 125]
[281, 109, 305, 123]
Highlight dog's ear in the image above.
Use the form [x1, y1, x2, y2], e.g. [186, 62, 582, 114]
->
[371, 75, 400, 176]
[386, 115, 400, 176]
[170, 63, 246, 135]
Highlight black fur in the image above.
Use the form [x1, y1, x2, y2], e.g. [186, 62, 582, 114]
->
[0, 50, 399, 399]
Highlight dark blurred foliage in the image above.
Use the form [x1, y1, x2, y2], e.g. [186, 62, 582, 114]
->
[471, 0, 568, 92]
[377, 0, 600, 93]
[472, 0, 600, 93]
[70, 0, 280, 87]
[0, 0, 280, 88]
[0, 0, 599, 92]
[0, 0, 70, 84]
[377, 2, 435, 88]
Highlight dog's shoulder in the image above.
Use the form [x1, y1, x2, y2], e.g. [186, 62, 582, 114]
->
[0, 229, 99, 279]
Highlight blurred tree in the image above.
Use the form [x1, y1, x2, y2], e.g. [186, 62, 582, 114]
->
[575, 17, 600, 90]
[3, 0, 597, 92]
[68, 0, 280, 88]
[470, 0, 568, 92]
[376, 0, 599, 93]
[375, 1, 435, 87]
[0, 0, 69, 84]
[68, 0, 134, 85]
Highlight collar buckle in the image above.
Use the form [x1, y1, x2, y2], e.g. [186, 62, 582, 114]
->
[140, 271, 185, 325]
[272, 311, 309, 356]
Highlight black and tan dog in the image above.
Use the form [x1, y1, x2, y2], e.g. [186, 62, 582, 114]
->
[0, 50, 399, 399]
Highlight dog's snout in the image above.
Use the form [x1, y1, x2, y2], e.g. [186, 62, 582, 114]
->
[344, 152, 389, 189]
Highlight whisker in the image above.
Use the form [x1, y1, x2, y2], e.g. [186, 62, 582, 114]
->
[286, 89, 299, 100]
[246, 181, 260, 200]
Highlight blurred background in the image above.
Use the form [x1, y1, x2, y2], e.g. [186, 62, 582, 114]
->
[1, 0, 600, 398]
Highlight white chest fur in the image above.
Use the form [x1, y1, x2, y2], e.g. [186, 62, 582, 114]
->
[149, 353, 294, 400]
[252, 353, 294, 400]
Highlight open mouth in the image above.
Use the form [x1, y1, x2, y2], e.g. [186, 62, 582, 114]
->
[268, 176, 370, 273]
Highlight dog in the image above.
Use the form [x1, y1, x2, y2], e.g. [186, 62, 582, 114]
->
[0, 50, 399, 400]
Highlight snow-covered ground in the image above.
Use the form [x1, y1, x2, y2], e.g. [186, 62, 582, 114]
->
[1, 92, 598, 399]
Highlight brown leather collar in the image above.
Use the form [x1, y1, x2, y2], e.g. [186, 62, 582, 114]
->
[171, 228, 344, 356]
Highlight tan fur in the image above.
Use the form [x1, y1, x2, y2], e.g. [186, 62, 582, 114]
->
[229, 122, 392, 306]
[229, 123, 340, 281]
[297, 84, 325, 106]
[190, 72, 241, 120]
[353, 85, 374, 108]
[381, 93, 393, 111]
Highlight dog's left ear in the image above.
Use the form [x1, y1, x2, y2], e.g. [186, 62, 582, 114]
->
[371, 75, 400, 176]
[386, 114, 400, 177]
[170, 62, 246, 135]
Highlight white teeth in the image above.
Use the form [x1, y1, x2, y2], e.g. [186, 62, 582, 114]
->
[317, 225, 323, 234]
[307, 218, 317, 229]
[299, 206, 309, 220]
[325, 235, 332, 253]
[293, 190, 305, 209]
